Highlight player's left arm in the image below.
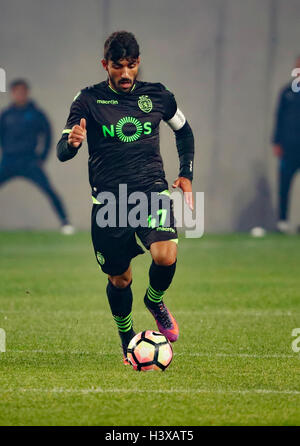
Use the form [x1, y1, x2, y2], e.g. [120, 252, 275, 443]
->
[162, 88, 194, 210]
[37, 110, 52, 162]
[0, 111, 4, 151]
[272, 87, 286, 158]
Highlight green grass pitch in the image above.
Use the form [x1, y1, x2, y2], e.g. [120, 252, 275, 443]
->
[0, 231, 299, 426]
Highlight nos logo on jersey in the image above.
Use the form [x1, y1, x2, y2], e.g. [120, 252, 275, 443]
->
[102, 116, 152, 143]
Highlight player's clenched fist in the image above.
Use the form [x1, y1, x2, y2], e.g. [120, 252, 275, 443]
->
[68, 118, 86, 148]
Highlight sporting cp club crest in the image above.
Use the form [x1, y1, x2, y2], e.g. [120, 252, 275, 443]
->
[96, 251, 105, 265]
[138, 95, 153, 113]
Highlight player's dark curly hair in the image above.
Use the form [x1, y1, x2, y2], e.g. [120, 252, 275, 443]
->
[104, 31, 140, 62]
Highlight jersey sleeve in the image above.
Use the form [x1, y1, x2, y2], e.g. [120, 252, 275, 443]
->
[160, 84, 194, 181]
[161, 86, 178, 122]
[57, 91, 89, 162]
[61, 91, 90, 138]
[161, 85, 186, 131]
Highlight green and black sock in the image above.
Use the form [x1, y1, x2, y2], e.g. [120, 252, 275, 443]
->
[147, 284, 165, 305]
[106, 279, 135, 347]
[145, 260, 177, 309]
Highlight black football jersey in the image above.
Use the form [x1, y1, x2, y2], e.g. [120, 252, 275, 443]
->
[59, 80, 178, 193]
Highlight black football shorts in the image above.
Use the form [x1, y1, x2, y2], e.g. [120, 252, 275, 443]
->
[91, 183, 178, 276]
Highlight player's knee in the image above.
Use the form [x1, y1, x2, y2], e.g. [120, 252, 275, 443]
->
[152, 249, 177, 266]
[108, 275, 131, 289]
[154, 256, 177, 266]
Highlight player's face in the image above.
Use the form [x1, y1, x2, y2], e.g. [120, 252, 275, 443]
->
[102, 57, 140, 93]
[10, 85, 29, 106]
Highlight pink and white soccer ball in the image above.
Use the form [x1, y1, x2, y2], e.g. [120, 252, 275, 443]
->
[127, 330, 173, 371]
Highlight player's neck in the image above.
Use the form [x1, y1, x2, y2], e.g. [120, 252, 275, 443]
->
[107, 79, 136, 95]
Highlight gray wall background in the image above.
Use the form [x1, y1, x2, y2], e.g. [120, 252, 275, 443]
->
[1, 0, 300, 231]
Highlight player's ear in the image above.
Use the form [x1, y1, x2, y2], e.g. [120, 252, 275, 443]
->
[101, 58, 108, 71]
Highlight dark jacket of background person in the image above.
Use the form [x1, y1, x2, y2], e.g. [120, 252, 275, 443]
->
[0, 101, 52, 162]
[272, 83, 300, 159]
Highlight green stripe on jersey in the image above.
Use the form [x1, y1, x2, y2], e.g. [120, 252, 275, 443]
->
[92, 196, 102, 205]
[158, 189, 170, 196]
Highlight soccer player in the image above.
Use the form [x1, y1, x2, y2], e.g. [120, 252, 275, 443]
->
[0, 79, 74, 234]
[272, 55, 300, 233]
[57, 31, 195, 363]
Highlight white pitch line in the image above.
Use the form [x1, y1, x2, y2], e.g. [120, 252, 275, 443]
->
[0, 387, 299, 396]
[0, 309, 298, 317]
[10, 349, 107, 355]
[7, 349, 296, 359]
[176, 352, 296, 359]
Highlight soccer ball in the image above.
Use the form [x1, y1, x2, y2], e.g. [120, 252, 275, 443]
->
[127, 330, 173, 371]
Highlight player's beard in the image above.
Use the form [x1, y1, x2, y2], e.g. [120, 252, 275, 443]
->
[109, 73, 137, 94]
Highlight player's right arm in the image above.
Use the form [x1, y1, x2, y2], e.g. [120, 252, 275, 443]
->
[56, 91, 88, 162]
[67, 118, 86, 148]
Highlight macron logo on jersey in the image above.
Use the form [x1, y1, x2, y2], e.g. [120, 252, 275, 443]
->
[97, 99, 118, 105]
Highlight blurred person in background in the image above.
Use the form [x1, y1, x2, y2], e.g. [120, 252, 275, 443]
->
[0, 79, 74, 234]
[272, 56, 300, 234]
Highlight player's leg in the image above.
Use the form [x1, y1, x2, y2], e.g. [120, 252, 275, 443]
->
[107, 266, 136, 363]
[143, 240, 179, 342]
[0, 161, 15, 187]
[147, 241, 177, 306]
[91, 202, 144, 363]
[22, 162, 72, 230]
[137, 186, 179, 342]
[278, 158, 297, 232]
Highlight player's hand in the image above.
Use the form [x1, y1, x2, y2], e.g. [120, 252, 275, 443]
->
[172, 177, 194, 210]
[273, 144, 283, 158]
[68, 118, 87, 148]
